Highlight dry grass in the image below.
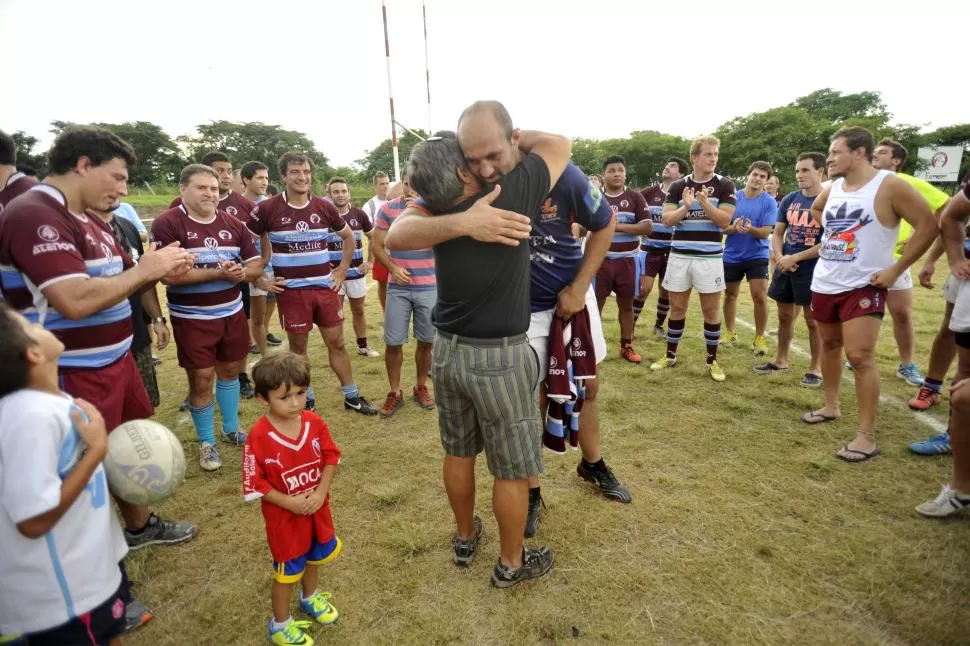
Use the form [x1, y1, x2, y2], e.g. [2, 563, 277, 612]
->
[123, 255, 970, 646]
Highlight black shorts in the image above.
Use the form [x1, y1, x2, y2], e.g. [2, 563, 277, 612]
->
[21, 581, 126, 645]
[723, 259, 769, 283]
[240, 282, 251, 319]
[768, 263, 815, 306]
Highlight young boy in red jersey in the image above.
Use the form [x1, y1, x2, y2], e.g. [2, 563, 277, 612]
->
[243, 353, 342, 646]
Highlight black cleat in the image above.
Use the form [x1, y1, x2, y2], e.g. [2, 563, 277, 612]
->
[577, 460, 632, 503]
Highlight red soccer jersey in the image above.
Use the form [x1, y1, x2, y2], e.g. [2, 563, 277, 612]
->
[243, 411, 342, 562]
[605, 188, 649, 258]
[151, 206, 260, 320]
[0, 172, 38, 213]
[248, 192, 348, 290]
[0, 185, 135, 369]
[328, 206, 373, 278]
[170, 192, 256, 226]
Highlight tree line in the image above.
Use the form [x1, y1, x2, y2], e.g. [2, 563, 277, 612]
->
[10, 89, 969, 193]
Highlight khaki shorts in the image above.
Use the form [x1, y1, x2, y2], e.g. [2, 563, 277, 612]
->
[432, 331, 543, 480]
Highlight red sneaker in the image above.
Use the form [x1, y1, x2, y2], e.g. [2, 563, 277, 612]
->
[413, 384, 435, 409]
[379, 391, 404, 418]
[909, 386, 941, 411]
[620, 346, 641, 364]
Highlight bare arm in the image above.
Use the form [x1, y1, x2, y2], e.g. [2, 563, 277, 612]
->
[336, 226, 354, 270]
[771, 222, 787, 260]
[748, 224, 773, 240]
[569, 219, 615, 296]
[371, 227, 395, 269]
[942, 191, 970, 273]
[887, 177, 938, 277]
[365, 231, 374, 263]
[163, 266, 229, 286]
[697, 195, 734, 228]
[811, 187, 831, 226]
[615, 220, 651, 235]
[662, 202, 690, 228]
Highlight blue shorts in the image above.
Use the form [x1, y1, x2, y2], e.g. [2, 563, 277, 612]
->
[272, 535, 342, 583]
[384, 287, 436, 346]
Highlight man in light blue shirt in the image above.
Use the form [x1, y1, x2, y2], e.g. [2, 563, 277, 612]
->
[721, 161, 777, 355]
[113, 202, 147, 242]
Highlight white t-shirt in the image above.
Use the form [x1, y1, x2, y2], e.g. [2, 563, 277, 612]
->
[362, 196, 387, 221]
[0, 390, 127, 635]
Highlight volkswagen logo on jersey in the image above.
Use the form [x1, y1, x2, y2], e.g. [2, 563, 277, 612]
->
[204, 237, 219, 250]
[296, 221, 310, 232]
[309, 213, 321, 224]
[37, 225, 60, 242]
[218, 229, 232, 240]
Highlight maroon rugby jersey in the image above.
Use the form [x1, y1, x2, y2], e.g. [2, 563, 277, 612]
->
[249, 192, 348, 290]
[604, 188, 648, 258]
[0, 185, 135, 369]
[151, 206, 260, 320]
[639, 184, 670, 251]
[170, 191, 255, 227]
[0, 172, 38, 213]
[328, 206, 373, 278]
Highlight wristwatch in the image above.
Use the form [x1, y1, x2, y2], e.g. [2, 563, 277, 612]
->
[153, 316, 167, 325]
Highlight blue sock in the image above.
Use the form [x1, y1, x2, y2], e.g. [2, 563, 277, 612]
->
[188, 401, 216, 445]
[306, 385, 316, 401]
[341, 384, 360, 400]
[216, 379, 241, 434]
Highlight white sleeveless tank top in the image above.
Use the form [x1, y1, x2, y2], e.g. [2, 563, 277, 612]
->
[811, 170, 898, 294]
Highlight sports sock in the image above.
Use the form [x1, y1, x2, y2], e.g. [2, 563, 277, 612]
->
[704, 322, 722, 364]
[357, 337, 367, 349]
[301, 591, 316, 603]
[620, 337, 632, 349]
[666, 318, 685, 359]
[924, 377, 944, 393]
[216, 379, 241, 434]
[270, 617, 292, 632]
[632, 298, 645, 324]
[583, 458, 606, 471]
[188, 400, 216, 445]
[656, 297, 670, 328]
[341, 384, 360, 400]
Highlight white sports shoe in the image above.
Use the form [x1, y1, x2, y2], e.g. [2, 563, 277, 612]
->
[358, 346, 380, 358]
[916, 485, 970, 518]
[199, 443, 222, 472]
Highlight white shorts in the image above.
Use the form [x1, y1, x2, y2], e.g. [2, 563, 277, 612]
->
[339, 277, 368, 300]
[950, 278, 970, 333]
[250, 270, 273, 297]
[889, 269, 912, 292]
[527, 286, 607, 371]
[944, 273, 959, 305]
[662, 254, 725, 294]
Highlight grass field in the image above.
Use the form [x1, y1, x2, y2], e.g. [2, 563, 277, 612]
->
[120, 220, 970, 645]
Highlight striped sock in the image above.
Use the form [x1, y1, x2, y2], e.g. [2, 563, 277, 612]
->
[656, 298, 670, 328]
[215, 379, 241, 434]
[341, 383, 360, 400]
[666, 318, 685, 359]
[188, 400, 216, 445]
[924, 377, 944, 393]
[704, 322, 721, 364]
[632, 298, 645, 324]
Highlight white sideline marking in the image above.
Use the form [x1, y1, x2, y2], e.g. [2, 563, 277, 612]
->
[735, 317, 947, 434]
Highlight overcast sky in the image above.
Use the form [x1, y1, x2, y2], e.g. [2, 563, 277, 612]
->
[2, 0, 968, 170]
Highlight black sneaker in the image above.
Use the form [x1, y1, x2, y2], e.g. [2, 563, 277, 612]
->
[577, 460, 632, 503]
[266, 333, 284, 346]
[344, 395, 378, 416]
[525, 488, 545, 538]
[491, 546, 555, 588]
[452, 515, 483, 566]
[123, 597, 153, 633]
[238, 373, 255, 399]
[124, 513, 198, 551]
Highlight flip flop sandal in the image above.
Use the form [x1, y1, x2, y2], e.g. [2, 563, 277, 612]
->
[801, 410, 840, 424]
[835, 444, 881, 463]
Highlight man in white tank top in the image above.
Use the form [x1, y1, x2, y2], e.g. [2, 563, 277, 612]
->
[802, 126, 937, 462]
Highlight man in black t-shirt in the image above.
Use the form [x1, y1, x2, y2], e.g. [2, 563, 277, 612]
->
[385, 122, 570, 588]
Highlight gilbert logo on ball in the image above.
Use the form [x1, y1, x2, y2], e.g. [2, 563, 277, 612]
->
[104, 420, 186, 505]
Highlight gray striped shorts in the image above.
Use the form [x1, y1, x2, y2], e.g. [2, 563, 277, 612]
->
[432, 330, 543, 480]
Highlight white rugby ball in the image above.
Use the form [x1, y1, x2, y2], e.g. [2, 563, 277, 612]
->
[104, 419, 186, 505]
